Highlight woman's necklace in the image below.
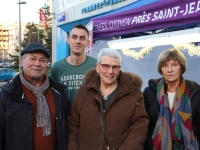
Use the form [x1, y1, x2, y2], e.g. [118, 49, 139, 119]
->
[103, 95, 108, 100]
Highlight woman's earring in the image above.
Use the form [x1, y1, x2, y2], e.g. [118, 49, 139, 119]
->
[97, 72, 99, 76]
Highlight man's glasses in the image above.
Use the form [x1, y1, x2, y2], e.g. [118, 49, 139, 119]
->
[99, 63, 121, 72]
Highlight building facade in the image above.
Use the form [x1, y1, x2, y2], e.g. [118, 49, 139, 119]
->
[51, 0, 200, 88]
[0, 23, 9, 61]
[0, 22, 26, 62]
[51, 0, 159, 63]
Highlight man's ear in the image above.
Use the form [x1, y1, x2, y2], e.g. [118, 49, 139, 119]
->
[96, 63, 99, 72]
[86, 39, 90, 48]
[20, 58, 24, 68]
[66, 36, 70, 44]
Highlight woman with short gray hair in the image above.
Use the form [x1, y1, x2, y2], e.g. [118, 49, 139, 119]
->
[97, 48, 122, 64]
[143, 48, 200, 150]
[68, 48, 149, 150]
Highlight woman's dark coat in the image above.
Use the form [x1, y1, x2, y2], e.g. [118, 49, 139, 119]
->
[68, 68, 149, 150]
[143, 78, 200, 150]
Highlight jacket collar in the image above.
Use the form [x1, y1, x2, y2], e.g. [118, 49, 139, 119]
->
[2, 74, 66, 99]
[83, 68, 143, 93]
[148, 78, 200, 94]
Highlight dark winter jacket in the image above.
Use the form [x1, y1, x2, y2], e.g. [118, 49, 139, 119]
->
[68, 68, 149, 150]
[0, 74, 71, 150]
[143, 78, 200, 150]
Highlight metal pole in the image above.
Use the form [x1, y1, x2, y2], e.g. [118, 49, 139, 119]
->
[2, 49, 4, 60]
[38, 27, 39, 43]
[19, 0, 21, 72]
[17, 0, 26, 72]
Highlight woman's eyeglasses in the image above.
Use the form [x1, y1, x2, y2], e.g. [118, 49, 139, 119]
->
[99, 63, 121, 72]
[161, 63, 180, 71]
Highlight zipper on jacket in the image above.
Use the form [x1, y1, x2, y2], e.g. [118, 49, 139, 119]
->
[29, 107, 33, 150]
[51, 87, 63, 150]
[105, 89, 134, 114]
[189, 86, 200, 141]
[51, 87, 62, 120]
[79, 90, 88, 112]
[190, 86, 200, 99]
[21, 93, 33, 150]
[22, 93, 24, 99]
[29, 110, 31, 127]
[51, 87, 61, 95]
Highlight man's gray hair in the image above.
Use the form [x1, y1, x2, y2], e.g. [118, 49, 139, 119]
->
[21, 54, 28, 59]
[97, 48, 121, 64]
[21, 53, 48, 61]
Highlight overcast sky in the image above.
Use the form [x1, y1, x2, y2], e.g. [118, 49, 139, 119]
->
[0, 0, 47, 23]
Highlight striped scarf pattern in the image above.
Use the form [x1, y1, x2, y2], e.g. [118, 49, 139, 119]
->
[19, 71, 51, 136]
[152, 77, 198, 150]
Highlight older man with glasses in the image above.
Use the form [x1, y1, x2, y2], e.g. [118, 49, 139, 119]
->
[68, 48, 149, 150]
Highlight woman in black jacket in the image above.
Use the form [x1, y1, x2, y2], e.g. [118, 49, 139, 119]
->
[143, 49, 200, 150]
